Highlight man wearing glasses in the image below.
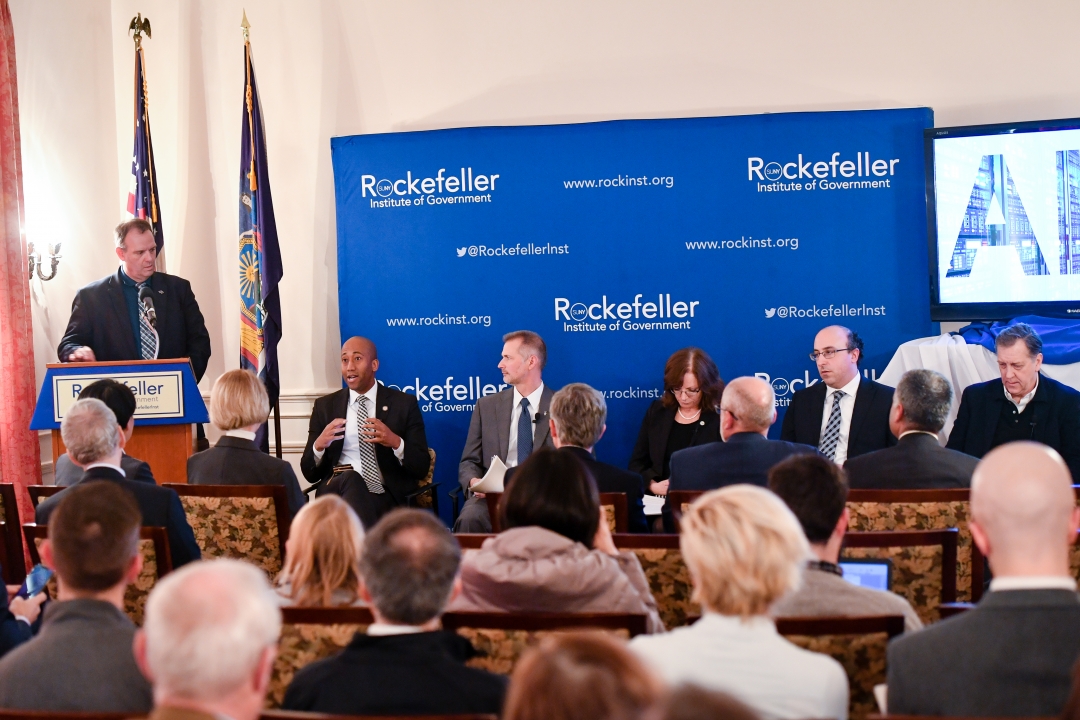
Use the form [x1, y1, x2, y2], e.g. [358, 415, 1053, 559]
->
[780, 325, 896, 464]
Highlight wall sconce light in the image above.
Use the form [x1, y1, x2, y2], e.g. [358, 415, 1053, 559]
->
[27, 241, 61, 281]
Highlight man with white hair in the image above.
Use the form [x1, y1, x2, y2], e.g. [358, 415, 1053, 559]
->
[887, 441, 1080, 716]
[134, 559, 282, 720]
[37, 398, 200, 567]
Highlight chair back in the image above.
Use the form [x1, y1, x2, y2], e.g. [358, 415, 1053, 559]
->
[667, 490, 704, 531]
[485, 492, 627, 533]
[777, 614, 904, 720]
[23, 523, 171, 625]
[0, 484, 23, 584]
[455, 534, 494, 549]
[613, 533, 696, 629]
[271, 606, 375, 708]
[28, 486, 63, 509]
[405, 448, 438, 513]
[846, 489, 976, 600]
[164, 484, 290, 577]
[842, 528, 958, 623]
[442, 610, 647, 675]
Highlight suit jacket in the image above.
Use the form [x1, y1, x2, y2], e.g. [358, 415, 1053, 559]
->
[669, 432, 819, 492]
[628, 399, 721, 483]
[187, 436, 306, 516]
[779, 377, 896, 459]
[36, 466, 201, 568]
[147, 707, 216, 720]
[282, 630, 507, 716]
[54, 452, 154, 487]
[57, 269, 212, 382]
[946, 374, 1080, 480]
[300, 385, 430, 505]
[845, 432, 977, 490]
[887, 589, 1080, 716]
[458, 385, 555, 491]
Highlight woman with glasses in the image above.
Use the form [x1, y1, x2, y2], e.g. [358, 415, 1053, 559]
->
[629, 348, 724, 530]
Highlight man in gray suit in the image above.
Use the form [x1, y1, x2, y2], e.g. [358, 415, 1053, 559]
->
[887, 441, 1080, 716]
[455, 330, 554, 532]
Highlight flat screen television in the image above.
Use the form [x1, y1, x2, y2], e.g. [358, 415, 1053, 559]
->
[926, 117, 1080, 320]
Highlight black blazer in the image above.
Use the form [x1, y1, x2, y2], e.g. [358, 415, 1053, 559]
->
[559, 447, 649, 533]
[57, 269, 212, 382]
[779, 377, 896, 459]
[628, 399, 721, 483]
[54, 453, 155, 487]
[187, 436, 306, 517]
[887, 589, 1080, 716]
[845, 432, 977, 490]
[36, 466, 201, 568]
[282, 630, 506, 716]
[300, 386, 430, 505]
[946, 374, 1080, 480]
[669, 432, 819, 491]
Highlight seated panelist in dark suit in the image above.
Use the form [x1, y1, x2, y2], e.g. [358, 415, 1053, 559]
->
[456, 331, 555, 533]
[629, 348, 723, 517]
[53, 379, 155, 487]
[508, 383, 648, 533]
[188, 369, 305, 517]
[37, 399, 201, 568]
[301, 337, 430, 529]
[846, 369, 977, 489]
[887, 442, 1080, 717]
[56, 219, 211, 382]
[780, 325, 895, 463]
[947, 323, 1080, 481]
[669, 376, 818, 497]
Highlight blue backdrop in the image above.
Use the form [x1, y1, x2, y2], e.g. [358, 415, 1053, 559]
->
[331, 108, 936, 524]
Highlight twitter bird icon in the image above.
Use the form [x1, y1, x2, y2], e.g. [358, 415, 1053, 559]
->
[456, 247, 467, 257]
[764, 308, 776, 318]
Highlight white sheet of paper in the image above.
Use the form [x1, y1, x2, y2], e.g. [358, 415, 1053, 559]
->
[643, 494, 666, 516]
[471, 456, 507, 494]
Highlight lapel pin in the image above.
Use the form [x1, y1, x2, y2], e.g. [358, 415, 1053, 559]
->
[382, 406, 388, 412]
[158, 290, 164, 294]
[700, 420, 705, 425]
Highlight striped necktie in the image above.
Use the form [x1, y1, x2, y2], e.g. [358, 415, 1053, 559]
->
[819, 391, 845, 461]
[136, 282, 159, 360]
[355, 396, 385, 494]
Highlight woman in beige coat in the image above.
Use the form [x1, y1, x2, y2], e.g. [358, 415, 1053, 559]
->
[449, 448, 664, 633]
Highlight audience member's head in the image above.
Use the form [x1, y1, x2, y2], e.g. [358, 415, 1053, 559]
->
[550, 383, 607, 450]
[718, 377, 776, 440]
[644, 684, 761, 720]
[279, 495, 365, 607]
[503, 632, 665, 720]
[137, 560, 281, 720]
[768, 454, 849, 560]
[680, 485, 808, 618]
[209, 369, 270, 432]
[970, 441, 1079, 578]
[43, 481, 142, 601]
[891, 369, 952, 437]
[500, 448, 599, 548]
[359, 508, 460, 627]
[995, 322, 1043, 400]
[60, 398, 123, 468]
[77, 379, 138, 441]
[661, 347, 724, 412]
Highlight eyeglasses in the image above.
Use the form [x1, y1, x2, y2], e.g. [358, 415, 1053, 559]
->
[671, 387, 701, 398]
[809, 347, 854, 362]
[720, 406, 738, 421]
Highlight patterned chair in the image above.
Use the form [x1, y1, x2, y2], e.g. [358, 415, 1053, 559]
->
[846, 489, 975, 600]
[28, 485, 62, 509]
[485, 492, 628, 533]
[270, 606, 374, 708]
[667, 490, 704, 532]
[23, 523, 171, 626]
[404, 448, 437, 513]
[164, 484, 290, 577]
[842, 528, 959, 624]
[613, 533, 697, 629]
[442, 611, 648, 675]
[778, 615, 904, 720]
[0, 484, 24, 584]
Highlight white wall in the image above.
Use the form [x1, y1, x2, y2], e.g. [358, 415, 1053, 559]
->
[12, 0, 1080, 473]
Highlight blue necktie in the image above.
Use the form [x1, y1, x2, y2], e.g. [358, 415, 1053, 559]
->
[517, 397, 533, 462]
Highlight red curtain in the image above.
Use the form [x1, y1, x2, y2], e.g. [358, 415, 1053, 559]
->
[0, 0, 41, 535]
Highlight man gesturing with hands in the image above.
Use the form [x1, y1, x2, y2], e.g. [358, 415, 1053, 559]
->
[301, 337, 431, 528]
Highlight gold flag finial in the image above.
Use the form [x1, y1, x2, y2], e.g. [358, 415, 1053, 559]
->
[128, 13, 151, 49]
[241, 10, 250, 41]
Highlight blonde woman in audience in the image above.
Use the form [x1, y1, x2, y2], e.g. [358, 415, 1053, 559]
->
[631, 485, 849, 720]
[449, 448, 664, 633]
[276, 496, 365, 607]
[503, 632, 665, 720]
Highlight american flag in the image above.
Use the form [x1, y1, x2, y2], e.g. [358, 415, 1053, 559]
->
[126, 47, 164, 260]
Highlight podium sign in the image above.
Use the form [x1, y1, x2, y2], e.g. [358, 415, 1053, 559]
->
[51, 371, 185, 422]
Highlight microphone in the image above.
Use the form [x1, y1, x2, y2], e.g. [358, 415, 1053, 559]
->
[533, 411, 548, 424]
[138, 286, 157, 328]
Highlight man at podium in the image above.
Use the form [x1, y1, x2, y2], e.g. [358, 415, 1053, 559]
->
[56, 219, 211, 382]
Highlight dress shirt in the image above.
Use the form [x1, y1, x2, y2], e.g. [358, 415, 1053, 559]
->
[312, 385, 406, 470]
[224, 429, 257, 441]
[506, 383, 545, 467]
[1004, 375, 1039, 413]
[84, 462, 126, 477]
[988, 575, 1077, 592]
[818, 373, 861, 465]
[367, 622, 427, 636]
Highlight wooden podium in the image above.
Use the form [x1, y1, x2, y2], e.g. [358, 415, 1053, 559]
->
[30, 359, 209, 486]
